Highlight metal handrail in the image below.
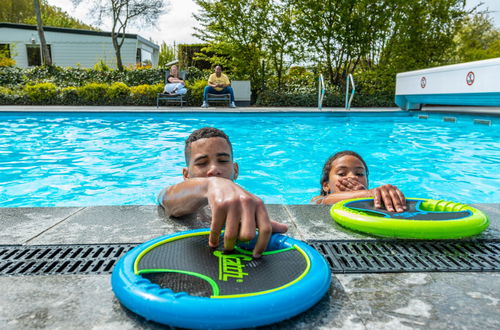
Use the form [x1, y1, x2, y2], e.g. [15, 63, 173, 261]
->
[318, 74, 325, 110]
[345, 74, 355, 110]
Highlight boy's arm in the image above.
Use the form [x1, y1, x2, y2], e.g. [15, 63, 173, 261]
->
[158, 178, 210, 217]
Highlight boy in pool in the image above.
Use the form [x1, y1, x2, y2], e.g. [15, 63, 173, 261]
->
[311, 150, 407, 213]
[158, 127, 288, 258]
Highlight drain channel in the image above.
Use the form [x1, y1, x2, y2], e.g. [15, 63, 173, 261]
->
[0, 244, 137, 276]
[308, 240, 500, 273]
[1, 240, 499, 276]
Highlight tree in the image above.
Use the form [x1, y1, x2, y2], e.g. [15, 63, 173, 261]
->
[194, 0, 270, 89]
[0, 0, 33, 22]
[158, 42, 176, 67]
[34, 0, 52, 66]
[74, 0, 168, 71]
[378, 0, 467, 72]
[0, 0, 96, 30]
[289, 0, 391, 86]
[264, 0, 302, 91]
[452, 13, 500, 62]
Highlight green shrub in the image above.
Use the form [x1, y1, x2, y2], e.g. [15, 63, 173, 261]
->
[255, 90, 394, 107]
[77, 83, 108, 103]
[0, 67, 24, 87]
[24, 82, 57, 103]
[59, 86, 79, 105]
[107, 82, 130, 100]
[93, 59, 112, 72]
[130, 84, 162, 99]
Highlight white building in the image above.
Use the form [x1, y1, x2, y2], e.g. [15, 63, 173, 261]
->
[0, 22, 159, 68]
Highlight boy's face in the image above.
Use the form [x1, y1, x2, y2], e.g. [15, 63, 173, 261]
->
[183, 137, 238, 180]
[323, 155, 367, 194]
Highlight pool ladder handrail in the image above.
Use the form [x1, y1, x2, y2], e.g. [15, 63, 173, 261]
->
[345, 73, 355, 110]
[318, 74, 325, 110]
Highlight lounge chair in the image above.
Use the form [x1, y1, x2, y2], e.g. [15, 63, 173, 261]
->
[206, 93, 231, 106]
[156, 70, 187, 108]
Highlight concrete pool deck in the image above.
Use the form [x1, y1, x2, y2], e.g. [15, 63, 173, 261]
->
[1, 203, 499, 329]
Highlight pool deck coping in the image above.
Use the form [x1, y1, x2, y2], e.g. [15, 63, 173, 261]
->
[1, 203, 499, 329]
[1, 105, 500, 115]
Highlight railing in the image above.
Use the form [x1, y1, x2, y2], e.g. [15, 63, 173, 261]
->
[318, 74, 325, 110]
[345, 73, 355, 110]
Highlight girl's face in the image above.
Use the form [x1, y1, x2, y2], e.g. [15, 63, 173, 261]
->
[323, 155, 368, 194]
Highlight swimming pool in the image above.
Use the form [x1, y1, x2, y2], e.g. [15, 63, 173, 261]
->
[0, 112, 498, 207]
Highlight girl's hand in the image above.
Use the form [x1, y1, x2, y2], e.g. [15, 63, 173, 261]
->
[370, 184, 406, 213]
[336, 177, 366, 191]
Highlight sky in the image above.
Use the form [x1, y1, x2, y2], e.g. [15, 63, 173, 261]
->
[47, 0, 500, 47]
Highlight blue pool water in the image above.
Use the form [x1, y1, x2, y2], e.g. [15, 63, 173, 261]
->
[0, 112, 498, 207]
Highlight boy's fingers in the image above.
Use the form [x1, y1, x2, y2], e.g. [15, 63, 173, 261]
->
[209, 205, 226, 248]
[252, 205, 272, 258]
[238, 202, 256, 242]
[271, 220, 288, 233]
[223, 207, 240, 252]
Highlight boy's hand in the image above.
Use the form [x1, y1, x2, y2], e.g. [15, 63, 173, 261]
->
[206, 177, 288, 258]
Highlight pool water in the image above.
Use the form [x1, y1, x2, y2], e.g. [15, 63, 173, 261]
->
[0, 112, 498, 207]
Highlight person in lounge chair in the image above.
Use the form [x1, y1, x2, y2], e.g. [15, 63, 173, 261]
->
[201, 65, 236, 108]
[311, 150, 407, 212]
[158, 127, 288, 258]
[164, 65, 187, 95]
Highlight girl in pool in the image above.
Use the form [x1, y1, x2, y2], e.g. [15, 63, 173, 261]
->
[311, 150, 407, 213]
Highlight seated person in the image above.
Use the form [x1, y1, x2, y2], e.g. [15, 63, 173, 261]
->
[311, 150, 407, 212]
[164, 64, 187, 95]
[158, 127, 288, 258]
[201, 65, 236, 108]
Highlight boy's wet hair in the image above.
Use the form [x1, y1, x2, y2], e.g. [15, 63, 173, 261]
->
[184, 127, 233, 165]
[320, 150, 369, 195]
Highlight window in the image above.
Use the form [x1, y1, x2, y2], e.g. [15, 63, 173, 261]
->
[136, 48, 152, 66]
[0, 44, 10, 58]
[141, 49, 152, 66]
[136, 48, 142, 64]
[26, 44, 52, 66]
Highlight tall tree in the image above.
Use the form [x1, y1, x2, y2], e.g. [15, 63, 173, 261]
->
[452, 12, 500, 62]
[74, 0, 168, 71]
[264, 0, 302, 91]
[290, 0, 392, 86]
[378, 0, 466, 71]
[33, 0, 52, 65]
[194, 0, 270, 88]
[0, 0, 95, 29]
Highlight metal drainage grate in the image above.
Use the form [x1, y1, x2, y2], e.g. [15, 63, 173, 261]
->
[2, 240, 500, 276]
[308, 240, 500, 273]
[0, 244, 137, 276]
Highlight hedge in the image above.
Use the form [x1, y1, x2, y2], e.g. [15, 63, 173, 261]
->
[255, 90, 394, 107]
[0, 65, 395, 107]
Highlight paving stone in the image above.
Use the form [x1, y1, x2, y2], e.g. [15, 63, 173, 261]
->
[335, 272, 500, 329]
[285, 204, 373, 240]
[0, 207, 82, 245]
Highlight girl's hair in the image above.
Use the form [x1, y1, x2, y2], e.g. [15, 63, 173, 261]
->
[319, 150, 368, 195]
